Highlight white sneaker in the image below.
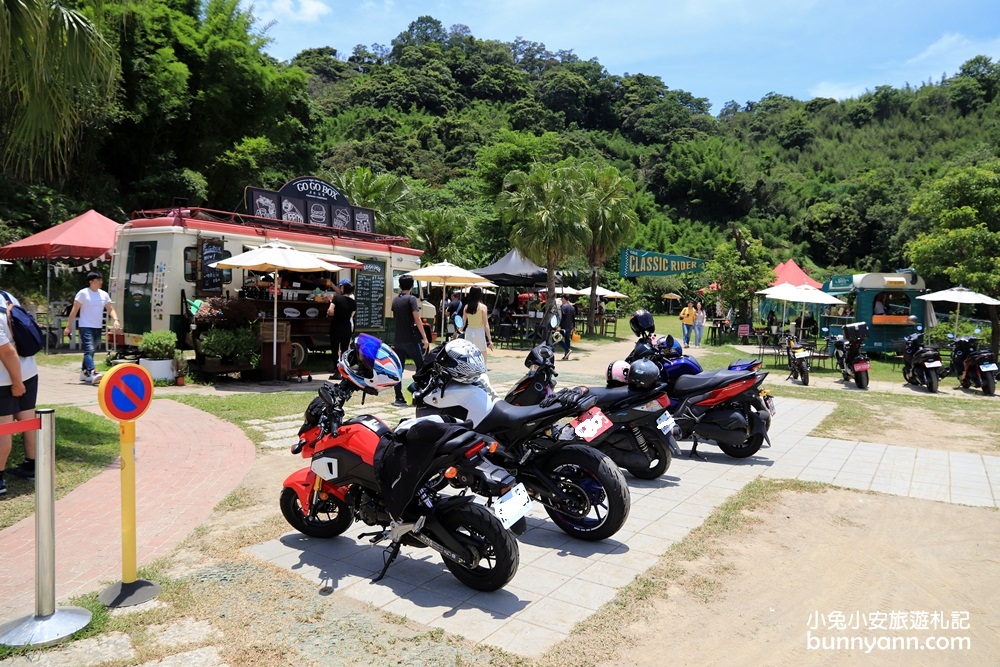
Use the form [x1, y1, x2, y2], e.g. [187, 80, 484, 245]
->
[90, 372, 103, 384]
[79, 370, 91, 383]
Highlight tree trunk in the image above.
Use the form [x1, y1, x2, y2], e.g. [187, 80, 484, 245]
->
[587, 266, 599, 334]
[991, 305, 999, 356]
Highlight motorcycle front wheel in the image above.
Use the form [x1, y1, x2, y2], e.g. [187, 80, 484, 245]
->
[280, 487, 353, 538]
[855, 370, 869, 390]
[925, 371, 938, 394]
[624, 429, 671, 479]
[437, 503, 519, 592]
[540, 445, 630, 541]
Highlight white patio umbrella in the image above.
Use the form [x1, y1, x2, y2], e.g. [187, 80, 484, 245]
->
[593, 285, 629, 299]
[917, 286, 1000, 336]
[757, 283, 846, 334]
[406, 261, 497, 336]
[211, 241, 342, 380]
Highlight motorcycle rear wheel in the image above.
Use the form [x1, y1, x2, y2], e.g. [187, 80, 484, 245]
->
[719, 431, 763, 458]
[280, 487, 353, 538]
[925, 372, 938, 394]
[624, 430, 671, 479]
[854, 370, 869, 390]
[541, 445, 630, 541]
[799, 365, 810, 386]
[983, 373, 996, 397]
[437, 503, 519, 592]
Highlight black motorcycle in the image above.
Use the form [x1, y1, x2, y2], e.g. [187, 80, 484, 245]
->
[826, 322, 871, 389]
[948, 331, 998, 396]
[901, 326, 944, 393]
[503, 344, 680, 479]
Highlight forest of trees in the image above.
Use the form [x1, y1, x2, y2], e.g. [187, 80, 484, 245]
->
[3, 5, 1000, 320]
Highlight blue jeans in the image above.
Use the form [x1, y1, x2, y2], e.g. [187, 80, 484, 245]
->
[681, 323, 693, 346]
[694, 324, 705, 346]
[79, 327, 103, 373]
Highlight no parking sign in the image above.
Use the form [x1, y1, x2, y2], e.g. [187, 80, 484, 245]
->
[97, 364, 154, 422]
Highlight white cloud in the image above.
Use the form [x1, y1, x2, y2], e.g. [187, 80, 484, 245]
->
[260, 0, 332, 23]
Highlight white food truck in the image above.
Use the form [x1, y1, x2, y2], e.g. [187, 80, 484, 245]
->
[108, 178, 432, 373]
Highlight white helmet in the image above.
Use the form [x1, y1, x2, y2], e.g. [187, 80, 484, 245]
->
[436, 338, 487, 383]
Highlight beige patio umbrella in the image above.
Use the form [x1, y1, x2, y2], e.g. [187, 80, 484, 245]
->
[406, 261, 497, 336]
[211, 241, 342, 380]
[917, 286, 1000, 336]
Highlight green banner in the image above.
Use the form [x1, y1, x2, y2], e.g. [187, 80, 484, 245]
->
[620, 248, 706, 277]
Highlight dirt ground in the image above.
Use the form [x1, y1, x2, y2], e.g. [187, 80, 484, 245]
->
[598, 489, 1000, 667]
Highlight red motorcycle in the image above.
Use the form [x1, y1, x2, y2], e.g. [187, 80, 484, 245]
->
[281, 335, 529, 591]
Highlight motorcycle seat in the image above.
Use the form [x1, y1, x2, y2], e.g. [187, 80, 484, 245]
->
[672, 369, 756, 395]
[587, 384, 666, 408]
[477, 397, 592, 437]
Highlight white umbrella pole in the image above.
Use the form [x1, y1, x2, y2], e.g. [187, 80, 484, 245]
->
[954, 305, 960, 337]
[45, 260, 51, 354]
[441, 280, 447, 339]
[273, 271, 279, 381]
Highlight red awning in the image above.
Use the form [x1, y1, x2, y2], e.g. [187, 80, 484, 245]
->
[771, 258, 821, 288]
[0, 209, 121, 261]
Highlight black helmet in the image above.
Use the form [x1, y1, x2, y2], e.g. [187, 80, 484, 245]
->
[628, 359, 660, 390]
[630, 309, 655, 337]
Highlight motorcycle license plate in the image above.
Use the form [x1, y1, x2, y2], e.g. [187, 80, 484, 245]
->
[571, 407, 613, 442]
[793, 350, 810, 359]
[924, 360, 942, 368]
[853, 361, 871, 372]
[492, 483, 533, 530]
[656, 412, 677, 435]
[980, 362, 998, 372]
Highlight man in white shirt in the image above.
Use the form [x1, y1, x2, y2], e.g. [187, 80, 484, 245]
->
[63, 272, 120, 384]
[0, 291, 39, 494]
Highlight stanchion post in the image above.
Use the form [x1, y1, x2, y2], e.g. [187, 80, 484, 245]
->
[0, 409, 92, 648]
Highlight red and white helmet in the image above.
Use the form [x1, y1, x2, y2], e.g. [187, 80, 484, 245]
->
[338, 333, 403, 394]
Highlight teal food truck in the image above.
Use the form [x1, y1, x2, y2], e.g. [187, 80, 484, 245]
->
[821, 270, 930, 353]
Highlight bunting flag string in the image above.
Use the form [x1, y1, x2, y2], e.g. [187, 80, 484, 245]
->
[51, 251, 113, 276]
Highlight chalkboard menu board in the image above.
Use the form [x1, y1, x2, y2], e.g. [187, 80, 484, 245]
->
[354, 258, 386, 331]
[199, 238, 224, 295]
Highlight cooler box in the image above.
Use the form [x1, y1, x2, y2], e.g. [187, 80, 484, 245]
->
[843, 321, 870, 341]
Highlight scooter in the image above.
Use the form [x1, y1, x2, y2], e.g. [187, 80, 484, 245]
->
[503, 343, 680, 479]
[824, 322, 871, 389]
[948, 330, 998, 396]
[901, 326, 944, 393]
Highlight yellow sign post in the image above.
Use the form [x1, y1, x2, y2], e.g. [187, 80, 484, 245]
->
[96, 364, 161, 607]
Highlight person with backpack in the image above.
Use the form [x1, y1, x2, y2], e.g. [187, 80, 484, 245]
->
[63, 272, 120, 384]
[0, 291, 40, 495]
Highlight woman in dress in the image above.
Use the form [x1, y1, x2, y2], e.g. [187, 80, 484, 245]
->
[461, 286, 494, 359]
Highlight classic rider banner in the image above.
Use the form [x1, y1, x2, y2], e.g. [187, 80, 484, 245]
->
[619, 248, 706, 277]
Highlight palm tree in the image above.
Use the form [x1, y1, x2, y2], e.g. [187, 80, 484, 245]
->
[581, 163, 638, 333]
[406, 208, 464, 263]
[1, 0, 118, 181]
[499, 163, 590, 321]
[325, 167, 413, 237]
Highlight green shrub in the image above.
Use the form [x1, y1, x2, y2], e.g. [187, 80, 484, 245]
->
[138, 330, 177, 359]
[198, 327, 259, 361]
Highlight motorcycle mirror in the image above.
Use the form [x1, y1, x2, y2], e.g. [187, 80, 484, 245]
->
[974, 328, 982, 334]
[549, 313, 560, 329]
[916, 325, 923, 331]
[453, 314, 464, 330]
[947, 333, 955, 339]
[821, 327, 829, 333]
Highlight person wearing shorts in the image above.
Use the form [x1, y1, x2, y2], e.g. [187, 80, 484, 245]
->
[0, 291, 39, 495]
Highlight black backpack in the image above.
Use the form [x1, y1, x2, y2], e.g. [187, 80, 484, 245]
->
[1, 290, 44, 357]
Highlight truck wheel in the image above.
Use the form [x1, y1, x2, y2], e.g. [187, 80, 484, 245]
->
[291, 341, 308, 366]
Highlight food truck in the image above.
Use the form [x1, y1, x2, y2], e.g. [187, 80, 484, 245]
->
[821, 270, 930, 352]
[108, 177, 433, 374]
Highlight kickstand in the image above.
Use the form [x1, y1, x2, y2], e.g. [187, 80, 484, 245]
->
[688, 438, 708, 461]
[373, 541, 401, 582]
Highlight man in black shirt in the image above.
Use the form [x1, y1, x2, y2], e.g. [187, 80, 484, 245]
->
[391, 275, 429, 406]
[327, 278, 356, 373]
[559, 297, 576, 360]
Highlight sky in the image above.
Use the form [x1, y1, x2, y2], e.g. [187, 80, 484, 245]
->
[254, 0, 1000, 114]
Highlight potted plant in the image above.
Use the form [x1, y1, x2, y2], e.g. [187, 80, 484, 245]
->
[138, 330, 178, 380]
[173, 350, 188, 385]
[198, 327, 259, 366]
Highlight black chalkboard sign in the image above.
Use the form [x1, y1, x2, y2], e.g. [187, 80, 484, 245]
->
[199, 238, 224, 295]
[354, 258, 386, 332]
